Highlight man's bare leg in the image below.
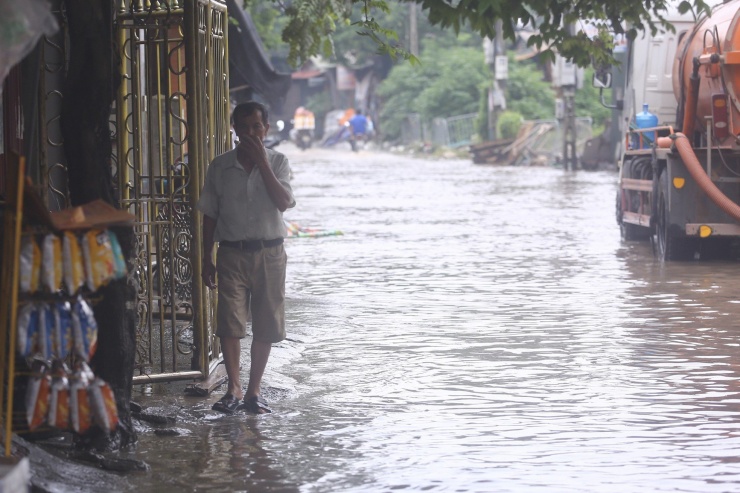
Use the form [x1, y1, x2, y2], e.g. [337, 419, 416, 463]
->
[245, 339, 271, 400]
[221, 336, 243, 399]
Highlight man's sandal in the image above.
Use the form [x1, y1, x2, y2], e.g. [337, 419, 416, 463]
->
[212, 393, 240, 414]
[237, 395, 272, 414]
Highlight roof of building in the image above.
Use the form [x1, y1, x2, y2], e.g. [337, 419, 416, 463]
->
[226, 0, 291, 106]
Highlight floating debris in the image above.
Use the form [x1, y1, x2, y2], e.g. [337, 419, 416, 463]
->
[285, 220, 343, 238]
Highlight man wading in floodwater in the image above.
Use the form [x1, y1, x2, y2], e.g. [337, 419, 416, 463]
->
[197, 101, 296, 414]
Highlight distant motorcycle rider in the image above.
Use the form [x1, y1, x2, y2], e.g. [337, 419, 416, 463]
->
[291, 106, 315, 150]
[348, 109, 369, 151]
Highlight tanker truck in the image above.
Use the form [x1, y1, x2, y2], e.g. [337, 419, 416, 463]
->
[599, 0, 740, 260]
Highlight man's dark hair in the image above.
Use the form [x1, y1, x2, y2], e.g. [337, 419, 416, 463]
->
[356, 109, 363, 115]
[232, 101, 268, 125]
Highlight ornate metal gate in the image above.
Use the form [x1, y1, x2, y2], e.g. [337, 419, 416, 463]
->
[115, 0, 230, 383]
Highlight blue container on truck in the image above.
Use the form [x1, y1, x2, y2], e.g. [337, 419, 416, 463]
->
[635, 103, 658, 148]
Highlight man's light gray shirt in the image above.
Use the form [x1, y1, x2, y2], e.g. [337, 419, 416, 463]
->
[197, 148, 295, 241]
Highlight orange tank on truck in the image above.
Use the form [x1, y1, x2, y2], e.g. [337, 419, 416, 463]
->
[671, 0, 740, 144]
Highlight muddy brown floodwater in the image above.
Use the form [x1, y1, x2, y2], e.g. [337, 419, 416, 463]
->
[110, 144, 740, 492]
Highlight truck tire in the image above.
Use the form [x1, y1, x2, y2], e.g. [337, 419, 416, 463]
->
[655, 171, 693, 261]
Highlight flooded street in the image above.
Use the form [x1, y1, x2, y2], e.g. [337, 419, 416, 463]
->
[125, 144, 740, 492]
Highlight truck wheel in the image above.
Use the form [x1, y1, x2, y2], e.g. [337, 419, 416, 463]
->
[655, 172, 693, 261]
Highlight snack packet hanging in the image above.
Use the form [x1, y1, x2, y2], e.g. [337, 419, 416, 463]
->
[37, 304, 54, 361]
[89, 376, 119, 432]
[62, 231, 85, 295]
[81, 229, 115, 291]
[42, 234, 63, 292]
[25, 360, 50, 430]
[48, 361, 70, 430]
[71, 298, 98, 361]
[69, 365, 92, 434]
[19, 236, 41, 293]
[107, 230, 127, 280]
[53, 302, 73, 360]
[17, 303, 39, 357]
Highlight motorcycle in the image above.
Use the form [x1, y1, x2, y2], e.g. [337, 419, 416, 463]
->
[348, 128, 366, 152]
[294, 128, 313, 150]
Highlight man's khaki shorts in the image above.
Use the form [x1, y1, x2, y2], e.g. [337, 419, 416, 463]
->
[215, 243, 287, 343]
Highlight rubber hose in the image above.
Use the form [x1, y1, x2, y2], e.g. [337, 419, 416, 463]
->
[666, 133, 740, 221]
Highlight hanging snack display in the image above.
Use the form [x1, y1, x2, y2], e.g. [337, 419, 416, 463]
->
[18, 299, 98, 362]
[17, 234, 127, 433]
[42, 234, 63, 292]
[81, 229, 116, 292]
[12, 199, 134, 436]
[19, 236, 41, 293]
[47, 361, 70, 429]
[69, 364, 92, 435]
[88, 369, 119, 432]
[16, 303, 37, 357]
[71, 298, 98, 361]
[52, 301, 73, 360]
[62, 231, 85, 295]
[37, 304, 54, 361]
[25, 360, 50, 431]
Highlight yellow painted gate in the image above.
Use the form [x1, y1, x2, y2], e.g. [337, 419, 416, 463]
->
[115, 0, 230, 383]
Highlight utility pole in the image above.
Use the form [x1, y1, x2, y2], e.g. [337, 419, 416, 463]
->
[554, 56, 579, 171]
[562, 86, 577, 171]
[409, 3, 418, 57]
[484, 20, 507, 141]
[556, 24, 579, 171]
[494, 21, 507, 139]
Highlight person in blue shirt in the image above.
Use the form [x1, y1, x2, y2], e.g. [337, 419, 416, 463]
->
[348, 109, 369, 151]
[348, 110, 368, 135]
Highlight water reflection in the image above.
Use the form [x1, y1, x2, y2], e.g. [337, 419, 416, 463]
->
[126, 147, 740, 492]
[125, 398, 300, 492]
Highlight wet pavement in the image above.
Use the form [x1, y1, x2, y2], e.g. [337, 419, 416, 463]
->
[55, 143, 740, 492]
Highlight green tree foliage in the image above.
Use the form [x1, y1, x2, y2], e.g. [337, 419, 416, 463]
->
[506, 58, 555, 120]
[242, 0, 711, 68]
[376, 39, 487, 139]
[329, 1, 480, 66]
[575, 66, 612, 130]
[375, 63, 427, 138]
[497, 110, 523, 139]
[247, 1, 288, 53]
[329, 2, 405, 66]
[243, 0, 481, 68]
[376, 47, 614, 143]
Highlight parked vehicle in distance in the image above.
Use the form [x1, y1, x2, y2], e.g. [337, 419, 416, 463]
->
[290, 107, 315, 150]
